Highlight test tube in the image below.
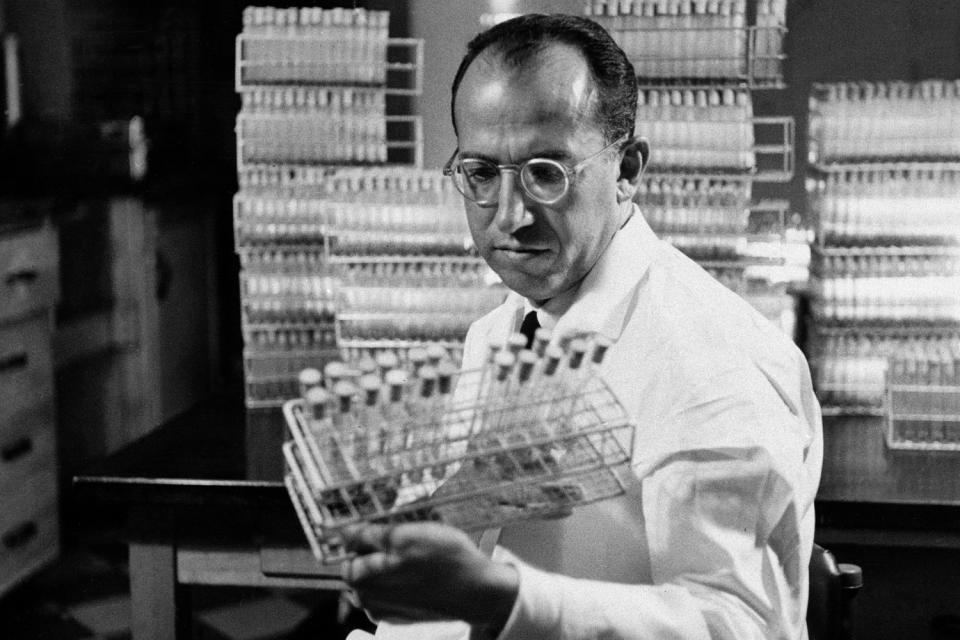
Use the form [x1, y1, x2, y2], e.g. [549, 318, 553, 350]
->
[298, 367, 322, 399]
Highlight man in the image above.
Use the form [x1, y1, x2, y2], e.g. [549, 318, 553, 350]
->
[341, 13, 822, 640]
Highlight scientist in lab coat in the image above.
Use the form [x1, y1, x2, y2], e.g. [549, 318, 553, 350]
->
[340, 13, 822, 640]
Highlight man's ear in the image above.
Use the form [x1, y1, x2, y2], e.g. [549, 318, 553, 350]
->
[616, 137, 649, 203]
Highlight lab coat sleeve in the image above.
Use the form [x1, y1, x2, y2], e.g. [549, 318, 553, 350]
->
[493, 371, 812, 640]
[492, 456, 800, 639]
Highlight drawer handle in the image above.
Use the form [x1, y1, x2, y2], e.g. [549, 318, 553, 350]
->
[2, 521, 38, 550]
[0, 353, 28, 373]
[1, 437, 33, 462]
[4, 269, 39, 286]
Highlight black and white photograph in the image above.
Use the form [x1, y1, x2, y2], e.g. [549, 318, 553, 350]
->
[1, 1, 959, 639]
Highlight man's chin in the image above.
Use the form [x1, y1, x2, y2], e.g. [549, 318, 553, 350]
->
[494, 270, 560, 302]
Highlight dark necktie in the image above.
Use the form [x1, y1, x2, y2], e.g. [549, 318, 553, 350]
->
[519, 310, 540, 349]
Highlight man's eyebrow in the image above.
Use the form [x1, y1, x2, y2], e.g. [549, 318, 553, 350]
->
[458, 149, 573, 164]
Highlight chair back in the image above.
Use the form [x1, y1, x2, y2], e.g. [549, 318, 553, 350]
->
[807, 543, 863, 640]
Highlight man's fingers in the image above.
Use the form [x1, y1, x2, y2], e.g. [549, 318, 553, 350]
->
[340, 550, 401, 585]
[341, 523, 394, 554]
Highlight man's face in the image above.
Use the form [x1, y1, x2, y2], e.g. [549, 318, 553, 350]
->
[453, 43, 629, 303]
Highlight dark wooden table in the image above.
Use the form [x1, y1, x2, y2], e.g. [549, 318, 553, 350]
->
[73, 397, 343, 640]
[74, 400, 960, 640]
[816, 415, 960, 547]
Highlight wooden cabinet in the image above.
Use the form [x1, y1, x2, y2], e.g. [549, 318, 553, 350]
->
[0, 220, 59, 597]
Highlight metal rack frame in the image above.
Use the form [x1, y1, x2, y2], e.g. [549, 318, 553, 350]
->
[886, 381, 960, 451]
[643, 115, 794, 182]
[281, 363, 635, 562]
[596, 24, 787, 89]
[236, 114, 424, 171]
[235, 36, 424, 93]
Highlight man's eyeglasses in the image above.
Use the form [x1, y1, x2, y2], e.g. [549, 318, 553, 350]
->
[442, 135, 628, 207]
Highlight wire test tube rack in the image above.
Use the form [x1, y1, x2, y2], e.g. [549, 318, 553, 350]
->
[283, 336, 636, 563]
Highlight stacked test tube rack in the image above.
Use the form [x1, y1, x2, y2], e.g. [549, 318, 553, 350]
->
[235, 7, 507, 419]
[283, 335, 636, 563]
[806, 80, 960, 427]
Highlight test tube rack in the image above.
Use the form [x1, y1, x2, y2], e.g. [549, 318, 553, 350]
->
[283, 337, 636, 563]
[886, 380, 960, 452]
[585, 0, 787, 88]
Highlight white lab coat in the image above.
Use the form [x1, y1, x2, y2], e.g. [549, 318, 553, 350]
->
[372, 209, 823, 640]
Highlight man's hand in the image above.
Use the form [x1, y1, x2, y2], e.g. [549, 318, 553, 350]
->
[339, 522, 519, 631]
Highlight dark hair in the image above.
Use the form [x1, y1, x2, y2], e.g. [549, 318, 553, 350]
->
[450, 13, 637, 144]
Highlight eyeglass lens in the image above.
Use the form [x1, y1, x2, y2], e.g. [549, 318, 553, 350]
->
[457, 158, 569, 204]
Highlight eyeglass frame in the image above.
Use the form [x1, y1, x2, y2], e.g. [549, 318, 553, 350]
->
[442, 134, 630, 207]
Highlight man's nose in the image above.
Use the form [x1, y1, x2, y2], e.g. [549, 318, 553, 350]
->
[493, 170, 534, 234]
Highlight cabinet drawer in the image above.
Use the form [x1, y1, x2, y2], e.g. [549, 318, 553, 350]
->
[0, 406, 56, 497]
[0, 225, 59, 324]
[0, 471, 58, 597]
[0, 317, 54, 422]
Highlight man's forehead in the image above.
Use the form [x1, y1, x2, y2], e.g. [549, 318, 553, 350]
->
[454, 43, 597, 128]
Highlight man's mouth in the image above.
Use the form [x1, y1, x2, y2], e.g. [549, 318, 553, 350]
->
[494, 246, 548, 260]
[494, 243, 548, 254]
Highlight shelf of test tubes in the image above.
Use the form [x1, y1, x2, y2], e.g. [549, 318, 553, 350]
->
[236, 6, 424, 170]
[283, 334, 636, 563]
[807, 163, 960, 248]
[636, 88, 794, 182]
[235, 7, 431, 411]
[806, 80, 960, 417]
[586, 0, 787, 88]
[235, 168, 506, 407]
[886, 363, 960, 451]
[810, 340, 960, 450]
[810, 327, 960, 417]
[808, 81, 960, 166]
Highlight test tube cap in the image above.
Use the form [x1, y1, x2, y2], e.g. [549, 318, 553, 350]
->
[376, 351, 400, 371]
[333, 380, 357, 398]
[356, 356, 378, 375]
[324, 361, 347, 381]
[507, 332, 528, 354]
[533, 327, 552, 356]
[543, 344, 563, 376]
[426, 344, 448, 364]
[408, 347, 428, 364]
[359, 373, 382, 391]
[360, 373, 381, 406]
[306, 386, 330, 405]
[298, 367, 322, 387]
[385, 368, 408, 387]
[494, 350, 516, 381]
[305, 386, 331, 419]
[494, 350, 516, 368]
